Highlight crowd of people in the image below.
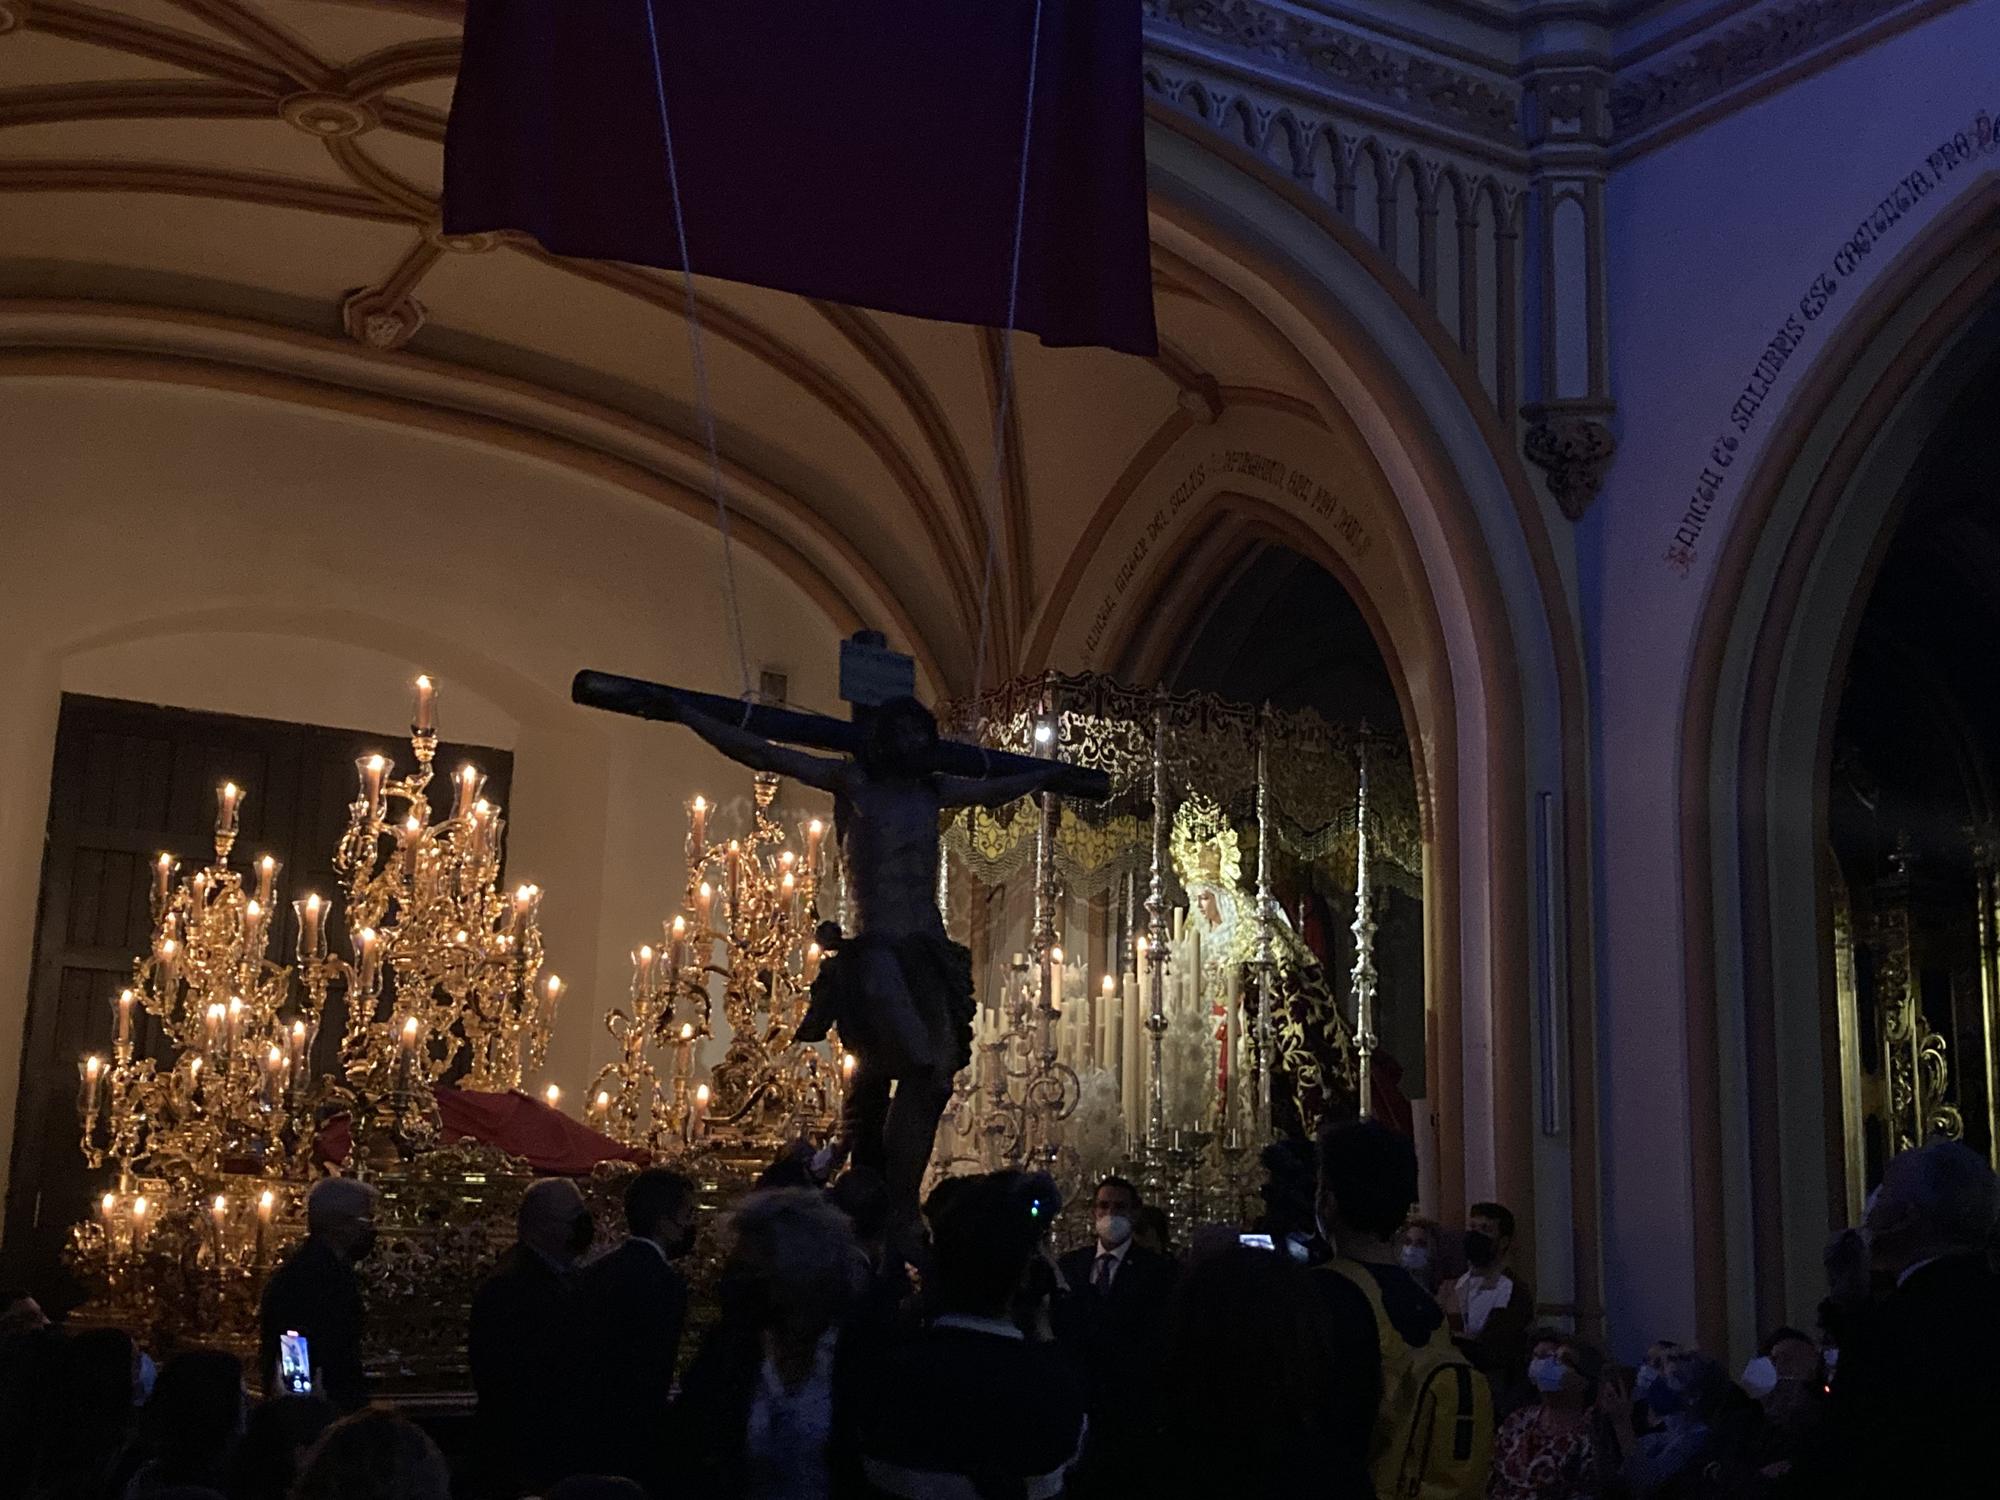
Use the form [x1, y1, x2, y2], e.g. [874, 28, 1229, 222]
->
[4, 1124, 1997, 1500]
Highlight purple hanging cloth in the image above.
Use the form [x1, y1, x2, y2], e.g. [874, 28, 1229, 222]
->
[443, 0, 1158, 356]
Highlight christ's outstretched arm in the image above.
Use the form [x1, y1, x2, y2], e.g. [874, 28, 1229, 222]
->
[676, 702, 851, 794]
[936, 764, 1067, 809]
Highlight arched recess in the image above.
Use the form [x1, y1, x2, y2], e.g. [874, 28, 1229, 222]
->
[1683, 185, 2000, 1346]
[1029, 112, 1598, 1330]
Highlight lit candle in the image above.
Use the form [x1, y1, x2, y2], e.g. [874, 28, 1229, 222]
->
[842, 1052, 857, 1084]
[468, 799, 492, 855]
[1048, 945, 1066, 1022]
[264, 1045, 283, 1107]
[115, 988, 135, 1046]
[689, 795, 708, 853]
[540, 974, 565, 1027]
[1101, 973, 1117, 1069]
[157, 936, 180, 994]
[356, 755, 390, 819]
[781, 870, 798, 920]
[804, 942, 822, 983]
[355, 927, 380, 991]
[667, 916, 689, 979]
[153, 852, 175, 907]
[805, 818, 824, 872]
[101, 1191, 117, 1223]
[188, 1055, 203, 1098]
[400, 1016, 420, 1055]
[244, 899, 266, 950]
[412, 674, 437, 735]
[203, 1002, 224, 1054]
[453, 764, 484, 818]
[212, 1194, 228, 1235]
[258, 1188, 275, 1222]
[544, 1083, 563, 1111]
[216, 781, 243, 839]
[592, 1089, 611, 1127]
[131, 1195, 150, 1249]
[288, 1019, 309, 1076]
[80, 1055, 102, 1118]
[255, 855, 278, 906]
[295, 894, 325, 963]
[190, 871, 209, 908]
[726, 841, 742, 910]
[226, 995, 244, 1051]
[509, 883, 540, 937]
[633, 944, 658, 992]
[696, 881, 714, 933]
[690, 1082, 710, 1137]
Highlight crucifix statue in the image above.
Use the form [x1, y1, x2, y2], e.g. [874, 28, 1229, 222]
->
[574, 637, 1107, 1239]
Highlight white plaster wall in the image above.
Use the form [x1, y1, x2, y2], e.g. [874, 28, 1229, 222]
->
[1590, 0, 2000, 1356]
[0, 377, 842, 1224]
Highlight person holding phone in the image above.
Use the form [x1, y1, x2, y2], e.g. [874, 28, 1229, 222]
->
[258, 1179, 378, 1411]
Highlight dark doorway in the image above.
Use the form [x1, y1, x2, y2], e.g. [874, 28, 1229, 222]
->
[2, 693, 512, 1304]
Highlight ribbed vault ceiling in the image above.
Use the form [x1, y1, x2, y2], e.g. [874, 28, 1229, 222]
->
[0, 0, 1330, 690]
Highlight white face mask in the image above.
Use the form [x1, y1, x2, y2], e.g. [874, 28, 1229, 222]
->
[1740, 1356, 1779, 1400]
[1528, 1356, 1574, 1395]
[1633, 1365, 1659, 1399]
[133, 1351, 157, 1406]
[1399, 1244, 1433, 1276]
[1095, 1213, 1133, 1250]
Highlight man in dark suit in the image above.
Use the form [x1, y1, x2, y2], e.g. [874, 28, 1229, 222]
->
[469, 1176, 594, 1498]
[1798, 1140, 2000, 1498]
[1055, 1175, 1178, 1498]
[258, 1177, 377, 1410]
[570, 1168, 698, 1495]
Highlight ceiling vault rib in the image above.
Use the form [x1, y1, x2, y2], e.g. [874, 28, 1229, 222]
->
[978, 325, 1031, 679]
[28, 1, 293, 95]
[342, 38, 461, 97]
[0, 157, 417, 222]
[0, 80, 273, 128]
[510, 245, 985, 656]
[324, 135, 434, 220]
[161, 0, 335, 91]
[809, 299, 986, 595]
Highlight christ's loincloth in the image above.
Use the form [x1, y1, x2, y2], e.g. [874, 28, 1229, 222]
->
[799, 933, 974, 1077]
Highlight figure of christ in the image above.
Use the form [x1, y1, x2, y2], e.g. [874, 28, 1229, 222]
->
[670, 695, 1066, 1234]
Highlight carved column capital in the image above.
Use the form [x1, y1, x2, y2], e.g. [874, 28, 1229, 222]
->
[1522, 401, 1617, 522]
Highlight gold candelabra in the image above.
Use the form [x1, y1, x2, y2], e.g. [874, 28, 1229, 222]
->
[585, 939, 711, 1155]
[324, 677, 564, 1150]
[71, 778, 321, 1344]
[78, 780, 326, 1190]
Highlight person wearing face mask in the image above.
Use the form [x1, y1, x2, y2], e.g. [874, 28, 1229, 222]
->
[569, 1168, 700, 1496]
[1398, 1217, 1443, 1295]
[1737, 1327, 1826, 1485]
[1793, 1140, 2000, 1498]
[258, 1177, 378, 1413]
[1487, 1334, 1626, 1500]
[1054, 1176, 1178, 1499]
[469, 1176, 595, 1497]
[1444, 1201, 1537, 1400]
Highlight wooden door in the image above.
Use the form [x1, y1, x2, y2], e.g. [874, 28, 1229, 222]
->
[2, 694, 511, 1303]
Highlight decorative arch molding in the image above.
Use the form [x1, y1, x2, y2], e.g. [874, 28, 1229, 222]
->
[1681, 186, 2000, 1347]
[1079, 117, 1600, 1330]
[0, 298, 951, 694]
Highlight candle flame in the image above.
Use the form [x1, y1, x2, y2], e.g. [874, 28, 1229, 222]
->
[544, 975, 564, 999]
[670, 916, 686, 937]
[692, 795, 706, 813]
[259, 1189, 275, 1210]
[132, 1196, 149, 1219]
[1050, 945, 1065, 965]
[190, 1057, 202, 1077]
[214, 1194, 227, 1214]
[268, 1045, 282, 1066]
[679, 1023, 694, 1041]
[367, 754, 387, 773]
[595, 1090, 610, 1109]
[1102, 974, 1116, 993]
[102, 1192, 116, 1214]
[406, 815, 422, 835]
[402, 1017, 420, 1039]
[85, 1055, 102, 1078]
[292, 1020, 307, 1040]
[808, 819, 823, 835]
[638, 944, 655, 962]
[415, 673, 432, 690]
[157, 852, 173, 869]
[245, 899, 262, 920]
[544, 1084, 561, 1106]
[228, 996, 244, 1017]
[695, 1084, 711, 1105]
[305, 893, 322, 915]
[699, 881, 713, 898]
[259, 855, 275, 873]
[223, 781, 239, 800]
[841, 1053, 857, 1077]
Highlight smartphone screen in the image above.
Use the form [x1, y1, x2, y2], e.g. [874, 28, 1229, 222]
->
[1239, 1233, 1276, 1251]
[278, 1330, 313, 1395]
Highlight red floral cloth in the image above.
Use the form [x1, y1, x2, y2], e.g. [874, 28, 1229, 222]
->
[314, 1089, 648, 1175]
[1487, 1406, 1606, 1500]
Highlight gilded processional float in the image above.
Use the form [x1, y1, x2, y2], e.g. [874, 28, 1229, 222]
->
[933, 672, 1424, 1231]
[62, 667, 1420, 1387]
